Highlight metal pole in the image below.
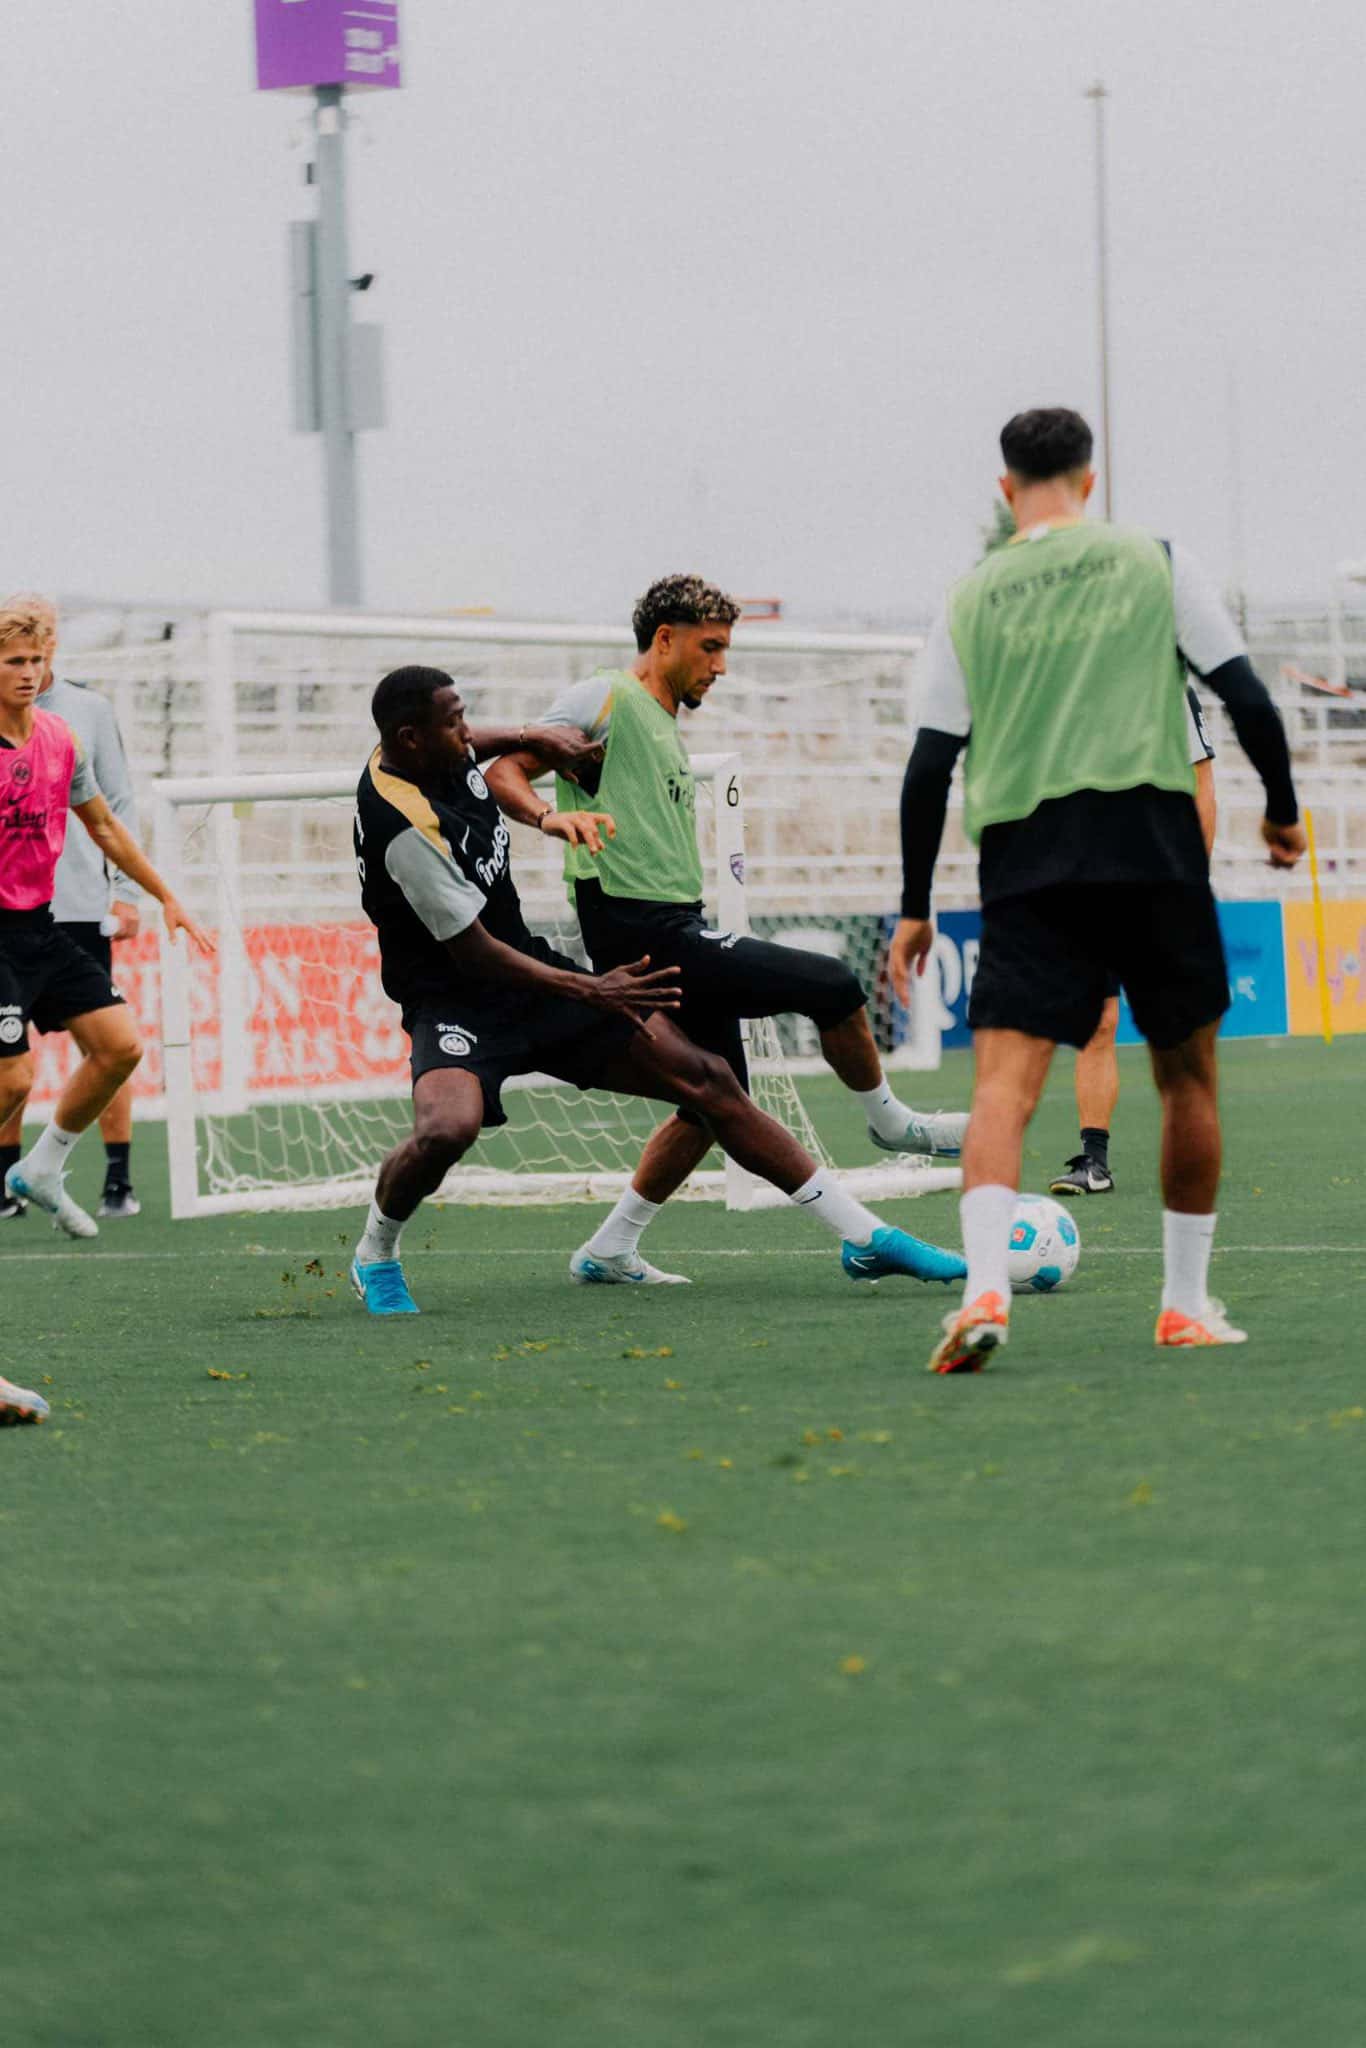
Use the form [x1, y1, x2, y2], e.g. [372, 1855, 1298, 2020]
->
[313, 84, 362, 606]
[1085, 81, 1114, 519]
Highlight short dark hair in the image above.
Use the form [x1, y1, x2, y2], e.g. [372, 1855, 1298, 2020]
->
[631, 574, 742, 654]
[371, 665, 453, 740]
[1000, 409, 1094, 481]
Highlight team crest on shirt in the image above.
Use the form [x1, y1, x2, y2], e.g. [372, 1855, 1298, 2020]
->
[9, 760, 31, 787]
[438, 1023, 477, 1057]
[0, 1008, 22, 1044]
[466, 766, 489, 802]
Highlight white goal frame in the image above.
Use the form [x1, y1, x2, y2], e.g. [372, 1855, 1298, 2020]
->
[153, 754, 948, 1220]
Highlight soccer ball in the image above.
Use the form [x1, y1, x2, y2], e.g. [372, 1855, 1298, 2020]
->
[1007, 1194, 1081, 1294]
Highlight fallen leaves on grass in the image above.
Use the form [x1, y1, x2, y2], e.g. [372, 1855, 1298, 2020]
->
[1127, 1480, 1155, 1507]
[839, 1655, 868, 1676]
[656, 1510, 687, 1534]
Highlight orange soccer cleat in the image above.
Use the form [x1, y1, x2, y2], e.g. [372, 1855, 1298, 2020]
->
[927, 1290, 1011, 1375]
[1154, 1299, 1248, 1348]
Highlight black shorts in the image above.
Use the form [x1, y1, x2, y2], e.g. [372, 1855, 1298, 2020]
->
[968, 883, 1229, 1051]
[575, 880, 865, 1107]
[404, 947, 637, 1128]
[0, 915, 124, 1057]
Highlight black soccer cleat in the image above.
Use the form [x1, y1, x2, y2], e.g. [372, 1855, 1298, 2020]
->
[0, 1192, 27, 1220]
[1049, 1153, 1114, 1196]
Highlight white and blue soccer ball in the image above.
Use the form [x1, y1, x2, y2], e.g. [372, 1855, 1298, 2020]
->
[1007, 1194, 1081, 1293]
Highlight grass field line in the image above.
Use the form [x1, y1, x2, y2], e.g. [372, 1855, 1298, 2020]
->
[1, 1243, 1358, 1264]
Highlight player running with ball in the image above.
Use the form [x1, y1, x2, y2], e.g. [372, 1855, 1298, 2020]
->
[0, 601, 214, 1421]
[484, 573, 966, 1288]
[889, 409, 1304, 1373]
[349, 666, 965, 1316]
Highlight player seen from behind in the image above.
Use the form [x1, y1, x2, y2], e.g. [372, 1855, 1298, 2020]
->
[0, 602, 215, 1243]
[349, 665, 966, 1315]
[888, 409, 1304, 1372]
[483, 573, 967, 1287]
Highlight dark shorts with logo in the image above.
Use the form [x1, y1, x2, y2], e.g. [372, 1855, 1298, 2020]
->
[0, 912, 124, 1057]
[574, 880, 865, 1114]
[968, 882, 1229, 1051]
[404, 946, 637, 1128]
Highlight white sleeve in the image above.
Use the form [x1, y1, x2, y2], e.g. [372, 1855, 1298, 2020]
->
[1170, 541, 1245, 676]
[540, 676, 615, 740]
[1185, 687, 1215, 765]
[915, 602, 972, 737]
[384, 827, 487, 940]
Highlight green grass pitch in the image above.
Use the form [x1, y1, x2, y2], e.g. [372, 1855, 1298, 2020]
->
[4, 1037, 1366, 2046]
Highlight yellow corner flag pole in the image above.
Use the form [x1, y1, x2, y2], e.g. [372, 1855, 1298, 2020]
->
[1304, 807, 1333, 1045]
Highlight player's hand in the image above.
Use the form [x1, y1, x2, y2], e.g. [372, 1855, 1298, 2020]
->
[888, 917, 934, 1008]
[540, 809, 617, 854]
[585, 954, 682, 1021]
[1261, 818, 1307, 868]
[524, 726, 606, 785]
[163, 896, 216, 957]
[110, 900, 141, 942]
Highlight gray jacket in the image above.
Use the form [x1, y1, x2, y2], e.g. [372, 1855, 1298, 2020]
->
[44, 675, 140, 923]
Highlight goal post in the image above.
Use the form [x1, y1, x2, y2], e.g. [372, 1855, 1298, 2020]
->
[153, 753, 951, 1220]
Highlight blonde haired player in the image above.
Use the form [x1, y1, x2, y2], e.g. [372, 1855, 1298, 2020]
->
[0, 602, 213, 1264]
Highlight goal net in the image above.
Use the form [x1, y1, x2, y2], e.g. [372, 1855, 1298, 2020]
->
[154, 753, 952, 1219]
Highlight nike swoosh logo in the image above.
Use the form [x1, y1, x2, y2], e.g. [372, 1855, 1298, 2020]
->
[794, 1192, 823, 1205]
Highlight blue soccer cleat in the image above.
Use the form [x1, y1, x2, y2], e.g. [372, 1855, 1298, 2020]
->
[841, 1225, 967, 1287]
[350, 1257, 420, 1316]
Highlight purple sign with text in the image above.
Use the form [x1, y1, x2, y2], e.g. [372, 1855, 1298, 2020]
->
[255, 0, 401, 92]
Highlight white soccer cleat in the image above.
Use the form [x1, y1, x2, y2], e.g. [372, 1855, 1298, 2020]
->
[868, 1108, 970, 1159]
[0, 1374, 50, 1425]
[569, 1246, 692, 1286]
[5, 1165, 98, 1241]
[1154, 1298, 1248, 1347]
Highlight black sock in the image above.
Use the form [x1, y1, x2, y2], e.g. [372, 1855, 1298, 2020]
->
[104, 1141, 132, 1187]
[1080, 1127, 1109, 1169]
[0, 1143, 20, 1183]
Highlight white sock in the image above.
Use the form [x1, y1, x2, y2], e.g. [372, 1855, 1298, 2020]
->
[26, 1119, 82, 1180]
[356, 1198, 404, 1266]
[1162, 1209, 1216, 1317]
[586, 1188, 660, 1259]
[960, 1184, 1016, 1305]
[789, 1168, 882, 1246]
[854, 1076, 910, 1142]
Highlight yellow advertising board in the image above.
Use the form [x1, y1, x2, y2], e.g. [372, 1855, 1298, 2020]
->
[1284, 898, 1366, 1036]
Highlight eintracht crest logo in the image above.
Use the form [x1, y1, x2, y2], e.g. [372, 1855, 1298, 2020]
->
[466, 766, 488, 802]
[729, 853, 745, 884]
[0, 1008, 22, 1045]
[438, 1022, 477, 1057]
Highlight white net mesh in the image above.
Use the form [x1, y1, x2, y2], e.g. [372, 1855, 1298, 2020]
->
[164, 771, 835, 1214]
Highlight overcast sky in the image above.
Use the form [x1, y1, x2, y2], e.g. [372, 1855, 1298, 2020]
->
[6, 0, 1363, 624]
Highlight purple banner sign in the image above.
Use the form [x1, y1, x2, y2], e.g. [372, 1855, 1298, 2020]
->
[255, 0, 401, 92]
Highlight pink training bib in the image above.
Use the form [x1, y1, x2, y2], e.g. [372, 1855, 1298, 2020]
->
[0, 708, 80, 911]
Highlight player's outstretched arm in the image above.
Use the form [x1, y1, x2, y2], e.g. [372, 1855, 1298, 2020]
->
[71, 795, 216, 955]
[470, 725, 604, 783]
[445, 920, 680, 1021]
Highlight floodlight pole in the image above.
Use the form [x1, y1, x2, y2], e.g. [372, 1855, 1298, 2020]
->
[1086, 81, 1115, 520]
[314, 84, 362, 606]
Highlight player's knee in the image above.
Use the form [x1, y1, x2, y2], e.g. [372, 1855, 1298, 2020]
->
[0, 1054, 34, 1119]
[412, 1111, 479, 1166]
[684, 1048, 746, 1117]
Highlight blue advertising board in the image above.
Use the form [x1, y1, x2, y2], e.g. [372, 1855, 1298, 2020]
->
[916, 901, 1288, 1050]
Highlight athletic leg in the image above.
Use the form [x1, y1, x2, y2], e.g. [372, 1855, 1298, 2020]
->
[0, 1065, 29, 1216]
[1149, 1024, 1241, 1343]
[1052, 996, 1119, 1194]
[352, 1069, 485, 1316]
[926, 1027, 1055, 1375]
[8, 1006, 141, 1239]
[590, 1019, 965, 1284]
[97, 1080, 138, 1216]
